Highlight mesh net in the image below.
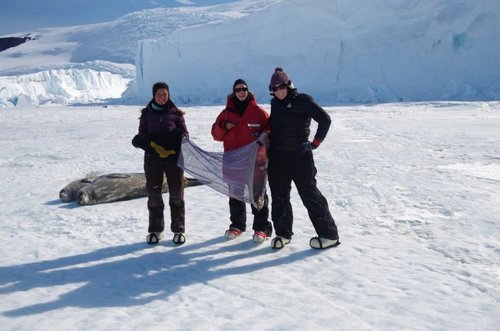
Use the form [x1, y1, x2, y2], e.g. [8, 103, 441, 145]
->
[177, 133, 268, 209]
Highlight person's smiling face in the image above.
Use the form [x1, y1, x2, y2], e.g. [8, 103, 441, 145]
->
[272, 84, 288, 100]
[234, 84, 249, 101]
[154, 88, 169, 105]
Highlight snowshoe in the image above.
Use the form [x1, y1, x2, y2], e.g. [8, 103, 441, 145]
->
[172, 233, 186, 245]
[146, 232, 163, 245]
[271, 236, 291, 249]
[309, 237, 340, 249]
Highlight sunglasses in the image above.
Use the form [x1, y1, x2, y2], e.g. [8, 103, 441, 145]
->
[234, 87, 248, 93]
[271, 84, 288, 92]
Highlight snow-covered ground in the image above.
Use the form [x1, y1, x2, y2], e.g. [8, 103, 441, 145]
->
[0, 1, 499, 329]
[0, 102, 498, 330]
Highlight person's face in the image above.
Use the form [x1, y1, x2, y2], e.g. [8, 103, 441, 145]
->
[154, 88, 169, 105]
[272, 84, 288, 100]
[234, 84, 249, 101]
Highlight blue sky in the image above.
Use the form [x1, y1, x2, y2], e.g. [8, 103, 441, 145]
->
[0, 0, 236, 35]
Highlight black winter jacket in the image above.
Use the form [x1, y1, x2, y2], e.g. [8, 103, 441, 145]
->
[269, 91, 331, 152]
[138, 100, 188, 137]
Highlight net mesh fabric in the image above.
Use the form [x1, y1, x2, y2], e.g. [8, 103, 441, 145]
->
[177, 134, 267, 209]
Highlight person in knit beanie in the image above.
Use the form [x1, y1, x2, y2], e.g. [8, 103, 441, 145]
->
[268, 67, 291, 91]
[232, 78, 247, 90]
[211, 78, 273, 243]
[266, 67, 340, 250]
[152, 81, 169, 96]
[132, 81, 189, 246]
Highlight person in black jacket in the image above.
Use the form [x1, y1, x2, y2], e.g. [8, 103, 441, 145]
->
[132, 82, 189, 245]
[267, 67, 339, 249]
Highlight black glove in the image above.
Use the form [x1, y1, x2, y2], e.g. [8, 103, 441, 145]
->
[149, 131, 182, 162]
[172, 127, 185, 136]
[298, 142, 313, 155]
[132, 134, 147, 149]
[298, 141, 320, 155]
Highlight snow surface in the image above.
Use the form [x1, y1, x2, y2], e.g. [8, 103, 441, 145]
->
[1, 0, 499, 107]
[0, 102, 499, 330]
[0, 2, 499, 329]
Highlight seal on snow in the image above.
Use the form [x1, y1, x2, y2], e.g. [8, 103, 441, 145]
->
[59, 176, 96, 202]
[59, 173, 202, 206]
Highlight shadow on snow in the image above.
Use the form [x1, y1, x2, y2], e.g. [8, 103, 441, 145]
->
[0, 236, 318, 316]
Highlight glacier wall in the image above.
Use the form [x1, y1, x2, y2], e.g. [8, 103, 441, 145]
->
[135, 0, 500, 104]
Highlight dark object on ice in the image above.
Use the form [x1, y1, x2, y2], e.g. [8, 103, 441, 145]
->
[59, 173, 203, 206]
[59, 176, 97, 202]
[0, 34, 33, 52]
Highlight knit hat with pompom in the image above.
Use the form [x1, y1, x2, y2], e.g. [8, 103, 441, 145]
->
[269, 67, 290, 90]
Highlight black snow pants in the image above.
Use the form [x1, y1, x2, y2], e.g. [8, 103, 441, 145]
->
[144, 154, 185, 234]
[228, 193, 272, 236]
[267, 149, 338, 240]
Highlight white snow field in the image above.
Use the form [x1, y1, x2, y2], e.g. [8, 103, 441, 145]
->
[0, 101, 498, 330]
